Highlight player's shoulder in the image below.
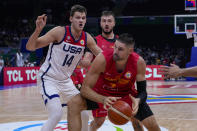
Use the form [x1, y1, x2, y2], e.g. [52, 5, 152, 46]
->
[137, 56, 146, 66]
[95, 34, 102, 38]
[51, 26, 65, 31]
[48, 26, 65, 36]
[92, 52, 106, 71]
[85, 32, 92, 38]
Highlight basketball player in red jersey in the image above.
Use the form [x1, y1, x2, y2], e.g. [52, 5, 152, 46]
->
[26, 5, 101, 131]
[83, 11, 144, 131]
[83, 11, 118, 65]
[67, 33, 161, 131]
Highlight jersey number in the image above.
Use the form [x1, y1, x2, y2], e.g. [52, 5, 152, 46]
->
[62, 54, 74, 67]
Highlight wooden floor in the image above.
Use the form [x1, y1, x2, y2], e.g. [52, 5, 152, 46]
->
[1, 80, 197, 131]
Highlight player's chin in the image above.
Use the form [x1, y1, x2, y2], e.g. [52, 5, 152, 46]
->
[104, 29, 110, 33]
[103, 29, 112, 34]
[113, 55, 119, 61]
[78, 26, 84, 30]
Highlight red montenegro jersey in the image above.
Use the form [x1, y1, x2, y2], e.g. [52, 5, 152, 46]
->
[93, 50, 139, 97]
[95, 34, 118, 51]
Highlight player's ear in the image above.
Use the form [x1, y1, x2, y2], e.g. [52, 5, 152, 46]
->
[129, 47, 134, 54]
[69, 16, 73, 23]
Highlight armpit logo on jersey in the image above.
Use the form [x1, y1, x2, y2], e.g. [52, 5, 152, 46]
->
[63, 44, 82, 54]
[65, 36, 71, 43]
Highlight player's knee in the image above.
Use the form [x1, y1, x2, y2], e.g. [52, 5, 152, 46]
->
[142, 116, 160, 131]
[146, 123, 160, 131]
[132, 120, 143, 131]
[91, 118, 105, 128]
[50, 108, 63, 121]
[67, 94, 84, 111]
[81, 110, 89, 120]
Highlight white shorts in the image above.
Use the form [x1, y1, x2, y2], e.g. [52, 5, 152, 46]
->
[37, 73, 80, 104]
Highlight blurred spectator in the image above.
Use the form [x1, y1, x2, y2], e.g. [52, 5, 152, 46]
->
[15, 49, 24, 67]
[135, 43, 187, 67]
[174, 55, 181, 67]
[0, 56, 4, 85]
[4, 57, 11, 67]
[0, 56, 4, 72]
[24, 59, 36, 67]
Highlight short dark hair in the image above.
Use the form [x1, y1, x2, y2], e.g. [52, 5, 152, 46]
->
[70, 5, 87, 17]
[117, 33, 135, 47]
[101, 11, 115, 18]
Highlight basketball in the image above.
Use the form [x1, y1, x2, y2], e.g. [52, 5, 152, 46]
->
[108, 100, 132, 125]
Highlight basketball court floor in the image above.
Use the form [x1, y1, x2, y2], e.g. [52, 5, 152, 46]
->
[0, 80, 197, 131]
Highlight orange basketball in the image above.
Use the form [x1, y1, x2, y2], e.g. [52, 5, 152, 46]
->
[108, 100, 132, 125]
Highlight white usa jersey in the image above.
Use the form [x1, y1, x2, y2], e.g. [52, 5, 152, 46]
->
[39, 26, 87, 81]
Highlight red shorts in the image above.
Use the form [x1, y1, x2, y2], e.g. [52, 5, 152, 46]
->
[92, 95, 133, 117]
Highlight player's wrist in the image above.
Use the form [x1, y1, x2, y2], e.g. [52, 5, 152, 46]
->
[135, 98, 140, 104]
[102, 96, 107, 104]
[35, 28, 42, 34]
[179, 68, 185, 77]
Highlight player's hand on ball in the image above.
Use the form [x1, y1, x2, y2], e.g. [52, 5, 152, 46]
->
[103, 97, 121, 110]
[129, 94, 139, 116]
[35, 14, 47, 32]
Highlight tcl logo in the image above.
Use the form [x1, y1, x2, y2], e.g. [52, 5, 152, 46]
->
[145, 66, 163, 80]
[3, 67, 40, 86]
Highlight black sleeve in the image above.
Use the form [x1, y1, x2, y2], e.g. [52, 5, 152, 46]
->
[136, 80, 147, 103]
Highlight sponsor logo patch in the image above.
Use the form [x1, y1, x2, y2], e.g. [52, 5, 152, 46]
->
[125, 71, 131, 79]
[80, 40, 85, 46]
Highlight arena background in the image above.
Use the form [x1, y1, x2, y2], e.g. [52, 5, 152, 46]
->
[1, 0, 197, 131]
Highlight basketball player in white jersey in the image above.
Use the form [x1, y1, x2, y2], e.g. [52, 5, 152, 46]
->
[26, 5, 101, 131]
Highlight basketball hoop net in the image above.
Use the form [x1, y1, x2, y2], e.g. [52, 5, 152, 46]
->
[193, 33, 197, 47]
[186, 29, 194, 39]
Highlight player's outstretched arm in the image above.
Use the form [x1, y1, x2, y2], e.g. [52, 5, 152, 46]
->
[86, 33, 102, 56]
[26, 14, 64, 51]
[179, 66, 197, 77]
[160, 64, 197, 78]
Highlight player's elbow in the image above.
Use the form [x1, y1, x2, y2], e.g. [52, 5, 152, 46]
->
[80, 85, 89, 98]
[80, 86, 86, 97]
[26, 45, 35, 51]
[26, 42, 37, 51]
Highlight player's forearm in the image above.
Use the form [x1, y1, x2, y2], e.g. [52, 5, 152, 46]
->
[26, 29, 41, 51]
[136, 80, 147, 103]
[81, 85, 106, 104]
[180, 66, 197, 77]
[84, 52, 93, 62]
[91, 46, 102, 56]
[79, 52, 93, 68]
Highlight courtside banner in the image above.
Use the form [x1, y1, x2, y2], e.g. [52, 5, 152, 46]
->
[146, 65, 163, 80]
[3, 65, 163, 86]
[3, 67, 40, 86]
[81, 65, 164, 81]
